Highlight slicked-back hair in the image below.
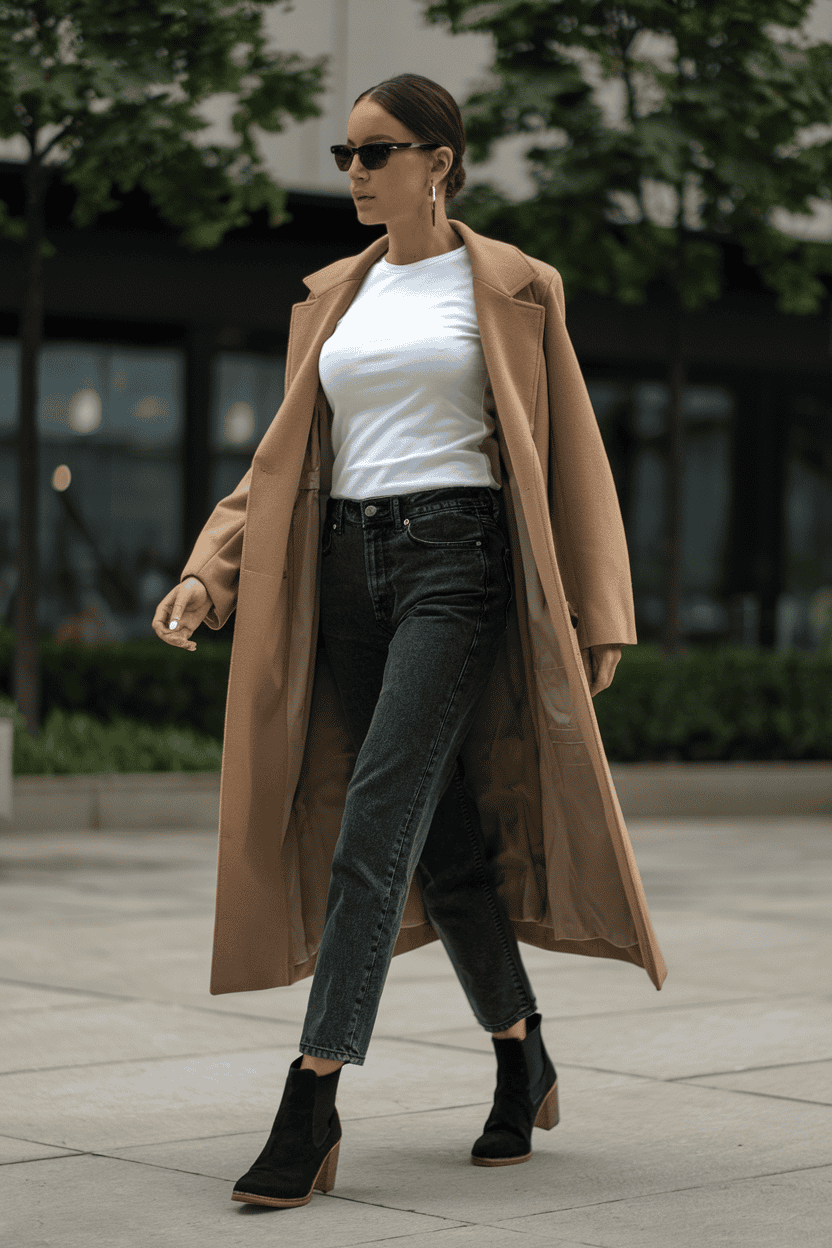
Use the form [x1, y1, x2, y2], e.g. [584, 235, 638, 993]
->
[353, 72, 466, 201]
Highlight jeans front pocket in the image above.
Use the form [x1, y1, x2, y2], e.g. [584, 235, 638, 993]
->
[403, 507, 485, 550]
[321, 519, 334, 557]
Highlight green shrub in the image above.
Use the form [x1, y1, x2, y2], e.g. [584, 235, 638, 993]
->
[2, 628, 832, 767]
[0, 698, 222, 775]
[0, 626, 231, 739]
[595, 644, 832, 761]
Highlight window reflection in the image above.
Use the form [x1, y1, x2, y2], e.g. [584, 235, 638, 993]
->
[210, 351, 286, 505]
[780, 392, 832, 651]
[0, 339, 184, 640]
[587, 380, 733, 642]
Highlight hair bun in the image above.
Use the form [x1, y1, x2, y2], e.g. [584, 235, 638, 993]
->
[446, 164, 466, 202]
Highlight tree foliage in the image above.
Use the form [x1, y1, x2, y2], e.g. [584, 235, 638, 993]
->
[424, 0, 832, 312]
[0, 0, 328, 247]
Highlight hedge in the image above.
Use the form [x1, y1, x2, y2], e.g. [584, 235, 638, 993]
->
[1, 627, 831, 768]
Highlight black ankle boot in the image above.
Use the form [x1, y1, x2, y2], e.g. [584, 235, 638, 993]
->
[232, 1057, 342, 1207]
[471, 1013, 559, 1166]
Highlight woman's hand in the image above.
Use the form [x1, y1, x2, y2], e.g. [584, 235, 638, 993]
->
[152, 577, 213, 652]
[581, 644, 622, 696]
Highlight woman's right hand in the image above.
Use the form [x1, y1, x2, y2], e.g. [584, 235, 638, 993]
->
[152, 577, 213, 651]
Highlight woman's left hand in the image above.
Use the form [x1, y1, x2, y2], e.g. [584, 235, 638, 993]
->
[581, 644, 622, 696]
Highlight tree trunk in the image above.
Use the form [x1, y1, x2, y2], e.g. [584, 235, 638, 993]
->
[13, 156, 48, 738]
[663, 294, 685, 656]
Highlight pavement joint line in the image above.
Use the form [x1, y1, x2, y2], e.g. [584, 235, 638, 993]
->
[482, 1159, 832, 1221]
[0, 1151, 89, 1167]
[0, 974, 311, 1027]
[378, 1043, 667, 1084]
[2, 982, 824, 1026]
[378, 993, 806, 1032]
[668, 1085, 832, 1109]
[76, 1152, 482, 1228]
[0, 1043, 306, 1079]
[0, 975, 147, 1003]
[105, 1101, 498, 1153]
[0, 1131, 86, 1148]
[670, 1054, 832, 1080]
[327, 1226, 474, 1247]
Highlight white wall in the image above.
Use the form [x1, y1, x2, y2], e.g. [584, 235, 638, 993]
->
[252, 0, 526, 201]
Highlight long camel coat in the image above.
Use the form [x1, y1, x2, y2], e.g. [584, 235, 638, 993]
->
[181, 218, 667, 995]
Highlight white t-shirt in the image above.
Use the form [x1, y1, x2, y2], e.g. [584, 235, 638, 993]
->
[318, 242, 500, 499]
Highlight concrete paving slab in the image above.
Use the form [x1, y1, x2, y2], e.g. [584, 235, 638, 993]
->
[0, 999, 299, 1074]
[685, 1058, 832, 1106]
[102, 1069, 832, 1228]
[275, 1078, 832, 1225]
[0, 1047, 298, 1152]
[0, 1133, 80, 1165]
[498, 1164, 832, 1248]
[0, 816, 829, 1248]
[0, 1153, 462, 1248]
[0, 1037, 499, 1152]
[420, 996, 832, 1079]
[627, 931, 832, 1000]
[0, 981, 103, 1011]
[0, 917, 219, 1003]
[346, 1230, 591, 1248]
[104, 1066, 644, 1179]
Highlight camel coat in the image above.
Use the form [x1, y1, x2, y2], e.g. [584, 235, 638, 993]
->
[181, 218, 667, 995]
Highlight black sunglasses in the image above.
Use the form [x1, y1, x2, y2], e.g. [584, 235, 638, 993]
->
[330, 142, 439, 171]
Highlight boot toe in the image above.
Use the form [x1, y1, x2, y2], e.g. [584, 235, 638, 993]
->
[233, 1169, 306, 1201]
[471, 1128, 532, 1164]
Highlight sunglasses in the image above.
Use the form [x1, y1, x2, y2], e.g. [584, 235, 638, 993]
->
[330, 142, 439, 171]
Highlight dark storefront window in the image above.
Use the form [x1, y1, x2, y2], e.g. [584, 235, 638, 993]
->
[0, 340, 184, 640]
[780, 392, 832, 651]
[587, 379, 733, 643]
[209, 351, 286, 506]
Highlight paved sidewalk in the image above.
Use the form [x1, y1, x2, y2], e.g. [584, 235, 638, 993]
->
[0, 817, 830, 1248]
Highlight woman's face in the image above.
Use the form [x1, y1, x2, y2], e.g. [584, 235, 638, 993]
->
[344, 97, 454, 229]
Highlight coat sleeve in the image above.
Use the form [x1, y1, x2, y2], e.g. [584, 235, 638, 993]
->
[176, 290, 317, 631]
[179, 465, 252, 630]
[542, 271, 637, 651]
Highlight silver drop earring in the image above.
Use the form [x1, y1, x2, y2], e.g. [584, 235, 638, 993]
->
[431, 183, 435, 227]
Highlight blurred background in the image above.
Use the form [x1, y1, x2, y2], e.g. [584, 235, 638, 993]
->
[1, 0, 830, 654]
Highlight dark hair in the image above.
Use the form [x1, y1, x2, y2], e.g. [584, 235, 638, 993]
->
[353, 73, 466, 201]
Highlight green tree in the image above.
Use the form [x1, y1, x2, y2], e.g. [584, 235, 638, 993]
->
[0, 0, 328, 735]
[425, 0, 832, 652]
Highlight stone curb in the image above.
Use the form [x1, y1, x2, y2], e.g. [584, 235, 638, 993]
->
[0, 762, 830, 831]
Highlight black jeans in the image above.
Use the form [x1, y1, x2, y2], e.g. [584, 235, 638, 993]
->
[298, 485, 537, 1066]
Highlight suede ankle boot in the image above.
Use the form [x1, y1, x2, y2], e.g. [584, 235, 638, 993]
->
[232, 1057, 342, 1207]
[471, 1013, 559, 1166]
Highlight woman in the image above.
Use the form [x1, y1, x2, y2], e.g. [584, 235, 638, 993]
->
[153, 73, 666, 1209]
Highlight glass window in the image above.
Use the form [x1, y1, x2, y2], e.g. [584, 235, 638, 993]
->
[779, 392, 832, 650]
[210, 351, 286, 505]
[0, 340, 184, 641]
[586, 379, 733, 641]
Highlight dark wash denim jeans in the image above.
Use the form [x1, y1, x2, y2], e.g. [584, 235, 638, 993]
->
[299, 485, 537, 1066]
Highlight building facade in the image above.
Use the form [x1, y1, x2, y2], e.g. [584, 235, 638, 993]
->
[1, 0, 831, 650]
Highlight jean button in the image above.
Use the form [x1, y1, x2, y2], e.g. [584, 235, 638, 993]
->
[365, 504, 377, 516]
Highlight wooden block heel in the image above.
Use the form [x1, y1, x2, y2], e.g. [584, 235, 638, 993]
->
[313, 1140, 340, 1194]
[534, 1078, 559, 1130]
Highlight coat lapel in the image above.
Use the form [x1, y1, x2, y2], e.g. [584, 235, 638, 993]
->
[253, 221, 545, 482]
